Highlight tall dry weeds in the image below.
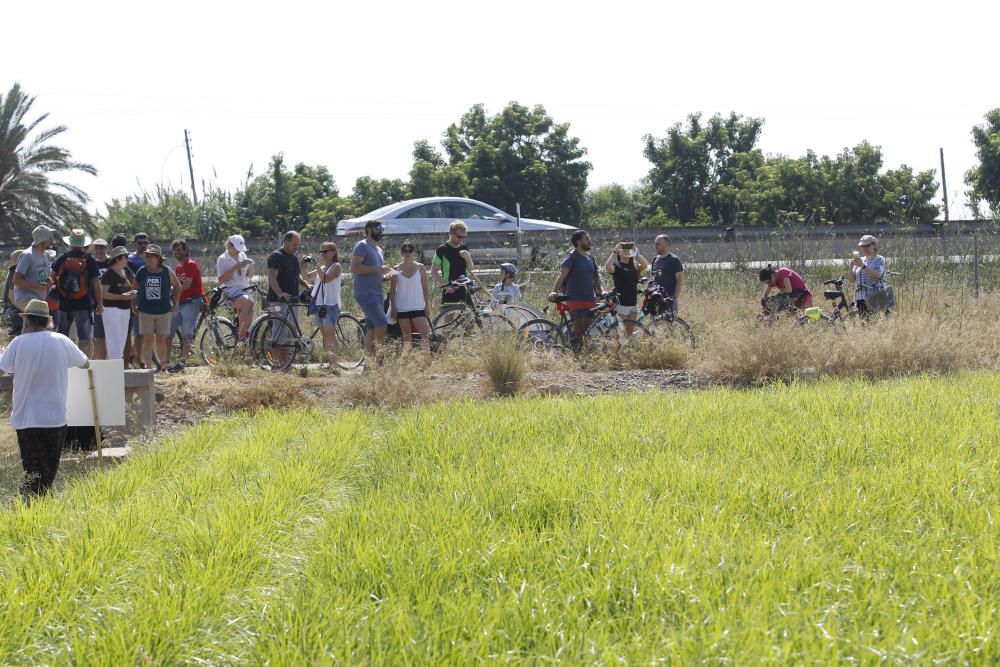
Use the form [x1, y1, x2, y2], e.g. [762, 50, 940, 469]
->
[481, 335, 527, 396]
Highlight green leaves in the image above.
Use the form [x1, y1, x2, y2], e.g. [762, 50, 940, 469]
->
[965, 108, 1000, 218]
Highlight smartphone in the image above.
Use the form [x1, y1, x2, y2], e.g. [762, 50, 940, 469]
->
[630, 248, 638, 257]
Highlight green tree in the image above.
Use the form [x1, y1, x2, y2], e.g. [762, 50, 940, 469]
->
[0, 82, 96, 245]
[350, 175, 407, 215]
[642, 112, 764, 225]
[965, 108, 1000, 218]
[581, 184, 643, 228]
[103, 185, 201, 241]
[420, 102, 590, 223]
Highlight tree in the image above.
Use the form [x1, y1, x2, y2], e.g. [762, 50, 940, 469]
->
[581, 184, 643, 228]
[350, 175, 407, 215]
[642, 112, 764, 225]
[417, 102, 591, 223]
[965, 108, 1000, 218]
[0, 82, 96, 245]
[102, 184, 238, 242]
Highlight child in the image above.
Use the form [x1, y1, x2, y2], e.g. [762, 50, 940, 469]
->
[490, 263, 522, 303]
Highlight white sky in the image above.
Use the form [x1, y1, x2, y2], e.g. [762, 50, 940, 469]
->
[6, 0, 997, 219]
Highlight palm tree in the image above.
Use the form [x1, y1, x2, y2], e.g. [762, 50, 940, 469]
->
[0, 82, 97, 246]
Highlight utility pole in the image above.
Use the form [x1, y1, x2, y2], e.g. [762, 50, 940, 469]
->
[939, 147, 949, 222]
[184, 129, 198, 204]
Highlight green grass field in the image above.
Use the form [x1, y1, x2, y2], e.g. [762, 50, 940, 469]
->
[0, 375, 997, 663]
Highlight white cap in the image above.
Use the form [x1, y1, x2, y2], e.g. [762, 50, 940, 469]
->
[228, 234, 247, 252]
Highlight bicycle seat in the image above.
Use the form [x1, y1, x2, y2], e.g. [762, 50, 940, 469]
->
[551, 295, 569, 304]
[823, 290, 844, 300]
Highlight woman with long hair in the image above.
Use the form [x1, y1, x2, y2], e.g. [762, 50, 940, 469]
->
[303, 241, 343, 363]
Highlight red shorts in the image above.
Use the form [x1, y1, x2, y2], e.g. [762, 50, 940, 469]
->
[565, 300, 597, 317]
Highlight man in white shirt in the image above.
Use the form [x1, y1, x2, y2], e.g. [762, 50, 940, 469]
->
[0, 299, 90, 498]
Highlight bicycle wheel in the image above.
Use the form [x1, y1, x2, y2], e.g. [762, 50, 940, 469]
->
[430, 306, 472, 339]
[477, 313, 515, 337]
[249, 314, 299, 371]
[648, 316, 695, 348]
[198, 317, 238, 366]
[334, 313, 365, 369]
[518, 318, 568, 351]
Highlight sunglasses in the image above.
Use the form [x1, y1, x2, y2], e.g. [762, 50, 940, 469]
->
[402, 248, 415, 254]
[321, 249, 335, 254]
[454, 233, 467, 239]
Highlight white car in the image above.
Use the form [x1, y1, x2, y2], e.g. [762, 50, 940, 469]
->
[335, 197, 577, 236]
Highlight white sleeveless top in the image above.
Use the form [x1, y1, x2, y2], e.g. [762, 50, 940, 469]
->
[311, 264, 341, 307]
[394, 269, 425, 311]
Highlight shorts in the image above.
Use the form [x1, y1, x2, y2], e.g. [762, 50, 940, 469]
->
[223, 285, 253, 305]
[441, 284, 467, 304]
[355, 293, 388, 331]
[139, 312, 172, 336]
[790, 289, 813, 309]
[313, 303, 341, 327]
[57, 309, 94, 341]
[266, 302, 296, 345]
[396, 309, 427, 320]
[169, 300, 202, 339]
[565, 299, 597, 320]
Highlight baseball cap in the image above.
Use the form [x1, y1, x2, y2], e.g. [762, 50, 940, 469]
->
[858, 234, 878, 247]
[92, 238, 109, 247]
[228, 234, 248, 253]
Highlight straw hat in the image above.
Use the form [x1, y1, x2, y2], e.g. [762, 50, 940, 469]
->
[19, 299, 53, 319]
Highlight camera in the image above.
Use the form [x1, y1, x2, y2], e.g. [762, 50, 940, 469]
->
[302, 255, 314, 263]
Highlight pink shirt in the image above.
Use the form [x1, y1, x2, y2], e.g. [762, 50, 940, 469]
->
[775, 267, 808, 292]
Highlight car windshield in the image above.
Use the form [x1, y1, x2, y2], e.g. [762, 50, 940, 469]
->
[360, 201, 409, 219]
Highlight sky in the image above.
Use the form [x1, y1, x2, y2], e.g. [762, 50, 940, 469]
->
[6, 0, 997, 220]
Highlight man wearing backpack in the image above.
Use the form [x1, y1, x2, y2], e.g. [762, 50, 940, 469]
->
[50, 229, 104, 355]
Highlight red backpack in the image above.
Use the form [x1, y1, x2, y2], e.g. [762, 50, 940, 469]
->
[56, 255, 89, 301]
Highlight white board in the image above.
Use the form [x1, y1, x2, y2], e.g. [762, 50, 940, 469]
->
[67, 359, 126, 427]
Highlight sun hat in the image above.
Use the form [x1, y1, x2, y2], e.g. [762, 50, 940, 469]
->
[228, 234, 247, 253]
[858, 234, 878, 247]
[63, 228, 93, 247]
[143, 244, 164, 258]
[92, 238, 108, 247]
[31, 225, 56, 245]
[108, 246, 129, 261]
[19, 299, 53, 319]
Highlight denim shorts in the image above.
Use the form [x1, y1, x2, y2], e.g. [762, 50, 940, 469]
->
[355, 293, 388, 331]
[313, 304, 341, 327]
[58, 309, 94, 341]
[169, 300, 202, 339]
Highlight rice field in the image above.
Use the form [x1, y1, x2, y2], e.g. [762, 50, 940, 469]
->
[0, 374, 996, 663]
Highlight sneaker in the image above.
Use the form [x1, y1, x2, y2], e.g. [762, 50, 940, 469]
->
[166, 361, 186, 373]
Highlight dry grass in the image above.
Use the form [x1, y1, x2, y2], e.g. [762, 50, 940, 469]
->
[219, 374, 306, 412]
[481, 335, 527, 396]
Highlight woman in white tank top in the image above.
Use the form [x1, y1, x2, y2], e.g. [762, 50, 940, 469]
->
[302, 241, 343, 363]
[387, 241, 431, 352]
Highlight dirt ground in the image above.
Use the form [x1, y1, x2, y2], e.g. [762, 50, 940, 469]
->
[150, 364, 709, 434]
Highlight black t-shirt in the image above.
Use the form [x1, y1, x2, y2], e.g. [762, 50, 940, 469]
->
[434, 243, 469, 283]
[51, 249, 100, 311]
[611, 260, 640, 307]
[101, 266, 136, 310]
[3, 266, 15, 312]
[267, 249, 301, 302]
[651, 253, 683, 297]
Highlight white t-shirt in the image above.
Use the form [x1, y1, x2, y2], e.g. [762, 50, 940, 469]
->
[311, 264, 342, 307]
[217, 252, 251, 290]
[0, 330, 89, 429]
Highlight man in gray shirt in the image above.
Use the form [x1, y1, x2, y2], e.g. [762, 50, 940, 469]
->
[351, 220, 392, 355]
[12, 226, 57, 320]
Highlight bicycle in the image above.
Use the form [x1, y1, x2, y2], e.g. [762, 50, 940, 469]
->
[151, 284, 258, 368]
[634, 280, 696, 348]
[246, 295, 366, 372]
[518, 291, 651, 353]
[798, 272, 901, 327]
[430, 275, 515, 340]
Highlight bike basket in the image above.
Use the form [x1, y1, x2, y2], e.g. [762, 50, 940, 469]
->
[803, 306, 823, 320]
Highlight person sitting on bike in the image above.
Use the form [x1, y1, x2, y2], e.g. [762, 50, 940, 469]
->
[216, 234, 256, 341]
[848, 234, 888, 318]
[490, 263, 522, 304]
[387, 241, 432, 353]
[549, 230, 603, 344]
[302, 241, 343, 364]
[605, 241, 647, 337]
[758, 264, 813, 311]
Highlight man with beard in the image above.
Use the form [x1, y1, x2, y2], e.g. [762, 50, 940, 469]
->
[351, 219, 393, 355]
[167, 239, 205, 372]
[549, 230, 603, 345]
